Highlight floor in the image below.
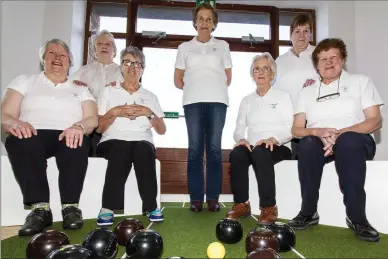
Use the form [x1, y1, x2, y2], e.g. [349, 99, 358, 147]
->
[1, 226, 19, 240]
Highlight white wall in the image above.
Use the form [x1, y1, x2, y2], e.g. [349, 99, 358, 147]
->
[354, 1, 388, 160]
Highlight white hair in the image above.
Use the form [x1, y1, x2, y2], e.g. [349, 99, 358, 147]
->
[90, 29, 117, 60]
[39, 39, 74, 71]
[250, 52, 277, 85]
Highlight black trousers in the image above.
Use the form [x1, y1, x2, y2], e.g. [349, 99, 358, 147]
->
[5, 130, 90, 206]
[298, 132, 376, 224]
[97, 139, 158, 213]
[229, 144, 292, 207]
[88, 130, 102, 157]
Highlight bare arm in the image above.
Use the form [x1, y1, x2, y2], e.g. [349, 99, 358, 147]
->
[150, 116, 166, 135]
[96, 107, 120, 134]
[225, 68, 232, 86]
[339, 105, 382, 134]
[75, 100, 98, 135]
[1, 89, 23, 132]
[291, 113, 316, 138]
[174, 68, 185, 89]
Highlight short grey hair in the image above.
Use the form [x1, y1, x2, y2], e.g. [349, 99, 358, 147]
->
[120, 46, 146, 69]
[39, 39, 74, 69]
[92, 29, 117, 58]
[250, 52, 277, 84]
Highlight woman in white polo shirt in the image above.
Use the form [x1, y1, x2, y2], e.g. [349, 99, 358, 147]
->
[72, 30, 122, 157]
[288, 38, 383, 242]
[96, 46, 166, 225]
[1, 39, 98, 236]
[174, 3, 232, 212]
[226, 53, 293, 224]
[275, 14, 318, 159]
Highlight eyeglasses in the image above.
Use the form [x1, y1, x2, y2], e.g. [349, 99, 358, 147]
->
[316, 76, 341, 102]
[122, 60, 143, 69]
[253, 66, 272, 74]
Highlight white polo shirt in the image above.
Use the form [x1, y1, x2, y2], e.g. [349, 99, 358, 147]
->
[275, 44, 318, 106]
[71, 62, 122, 99]
[4, 72, 95, 131]
[175, 37, 232, 106]
[233, 87, 294, 148]
[97, 83, 164, 144]
[294, 70, 384, 131]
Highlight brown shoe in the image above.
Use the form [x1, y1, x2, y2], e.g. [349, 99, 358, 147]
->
[207, 200, 220, 212]
[226, 202, 251, 219]
[258, 205, 278, 225]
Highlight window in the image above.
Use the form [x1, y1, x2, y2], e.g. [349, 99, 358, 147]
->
[82, 0, 316, 149]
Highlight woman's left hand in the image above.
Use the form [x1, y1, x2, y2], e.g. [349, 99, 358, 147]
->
[254, 137, 279, 151]
[127, 105, 153, 118]
[58, 126, 84, 148]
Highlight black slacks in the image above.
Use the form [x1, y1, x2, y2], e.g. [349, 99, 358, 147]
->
[297, 132, 376, 224]
[229, 144, 292, 207]
[5, 130, 90, 206]
[97, 139, 158, 213]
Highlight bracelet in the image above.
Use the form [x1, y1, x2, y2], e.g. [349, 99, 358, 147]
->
[72, 123, 85, 134]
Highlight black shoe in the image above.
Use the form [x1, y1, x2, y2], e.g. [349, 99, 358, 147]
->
[62, 206, 84, 230]
[190, 201, 203, 212]
[346, 217, 380, 242]
[288, 211, 319, 230]
[18, 209, 53, 236]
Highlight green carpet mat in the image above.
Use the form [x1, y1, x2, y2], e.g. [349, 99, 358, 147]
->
[2, 204, 388, 258]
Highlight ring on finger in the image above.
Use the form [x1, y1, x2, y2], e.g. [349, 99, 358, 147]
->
[11, 124, 20, 130]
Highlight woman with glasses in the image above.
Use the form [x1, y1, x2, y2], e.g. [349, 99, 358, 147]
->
[174, 3, 232, 212]
[226, 53, 293, 224]
[289, 38, 383, 242]
[95, 46, 166, 225]
[275, 14, 318, 159]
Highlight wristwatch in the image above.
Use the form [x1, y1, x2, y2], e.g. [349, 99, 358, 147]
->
[147, 113, 155, 120]
[72, 123, 85, 133]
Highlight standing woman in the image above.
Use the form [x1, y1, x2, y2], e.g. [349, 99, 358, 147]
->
[174, 3, 232, 212]
[275, 14, 318, 158]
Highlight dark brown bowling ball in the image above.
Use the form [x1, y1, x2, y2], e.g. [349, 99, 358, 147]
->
[245, 227, 279, 254]
[114, 218, 144, 246]
[267, 222, 296, 252]
[246, 248, 282, 259]
[26, 230, 70, 259]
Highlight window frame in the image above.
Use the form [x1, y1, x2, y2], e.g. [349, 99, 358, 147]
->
[83, 0, 316, 65]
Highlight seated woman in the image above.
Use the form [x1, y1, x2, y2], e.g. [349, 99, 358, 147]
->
[96, 46, 166, 225]
[1, 39, 98, 236]
[288, 38, 383, 242]
[226, 53, 293, 225]
[72, 30, 122, 157]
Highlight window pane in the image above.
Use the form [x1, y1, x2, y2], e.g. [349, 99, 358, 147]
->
[137, 6, 270, 39]
[90, 3, 127, 33]
[279, 12, 313, 41]
[141, 48, 186, 148]
[141, 48, 262, 149]
[279, 46, 291, 56]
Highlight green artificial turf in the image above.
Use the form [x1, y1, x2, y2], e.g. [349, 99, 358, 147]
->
[2, 203, 388, 258]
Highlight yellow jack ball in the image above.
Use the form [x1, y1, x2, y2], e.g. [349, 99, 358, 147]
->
[207, 242, 225, 258]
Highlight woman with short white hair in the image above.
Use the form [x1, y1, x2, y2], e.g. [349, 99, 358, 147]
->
[72, 29, 122, 156]
[1, 38, 98, 236]
[226, 52, 293, 225]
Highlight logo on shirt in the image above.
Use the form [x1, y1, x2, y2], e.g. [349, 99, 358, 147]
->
[270, 103, 278, 109]
[343, 86, 348, 92]
[212, 47, 217, 51]
[72, 93, 81, 100]
[73, 80, 87, 87]
[105, 81, 117, 87]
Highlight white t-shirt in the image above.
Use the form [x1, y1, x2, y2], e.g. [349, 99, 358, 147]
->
[71, 62, 122, 99]
[4, 72, 95, 131]
[233, 87, 293, 148]
[294, 70, 384, 131]
[275, 44, 318, 106]
[97, 83, 164, 144]
[175, 37, 232, 106]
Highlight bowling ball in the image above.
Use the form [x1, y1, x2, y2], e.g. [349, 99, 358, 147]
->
[216, 218, 243, 244]
[207, 242, 225, 259]
[165, 257, 187, 259]
[267, 222, 296, 252]
[26, 230, 70, 259]
[46, 244, 92, 259]
[126, 229, 163, 259]
[114, 218, 144, 246]
[82, 228, 118, 259]
[245, 227, 279, 253]
[246, 248, 282, 259]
